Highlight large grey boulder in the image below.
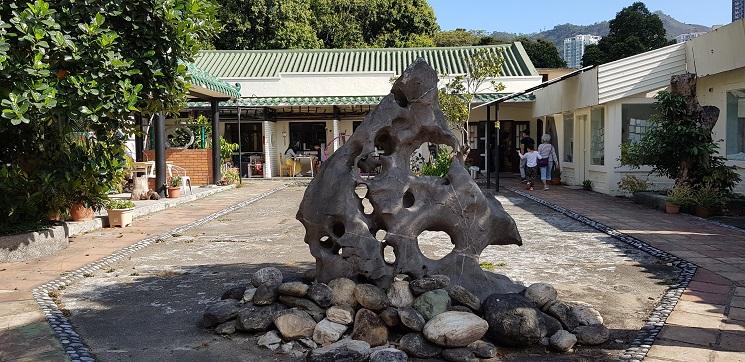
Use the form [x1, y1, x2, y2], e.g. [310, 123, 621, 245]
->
[278, 295, 325, 322]
[252, 284, 278, 305]
[200, 300, 240, 328]
[410, 275, 450, 295]
[278, 281, 309, 297]
[422, 311, 488, 347]
[354, 284, 389, 311]
[308, 339, 371, 362]
[574, 324, 610, 345]
[398, 307, 426, 332]
[308, 283, 334, 308]
[369, 347, 408, 362]
[326, 305, 355, 325]
[549, 330, 577, 352]
[413, 289, 450, 320]
[328, 278, 358, 308]
[351, 308, 389, 347]
[481, 293, 550, 347]
[313, 318, 348, 346]
[446, 285, 480, 311]
[466, 340, 498, 358]
[295, 59, 524, 300]
[441, 348, 478, 362]
[399, 333, 442, 359]
[251, 267, 283, 287]
[387, 281, 415, 308]
[524, 283, 557, 309]
[273, 309, 317, 340]
[235, 303, 287, 332]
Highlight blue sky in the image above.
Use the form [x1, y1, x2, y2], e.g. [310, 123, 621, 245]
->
[429, 0, 732, 34]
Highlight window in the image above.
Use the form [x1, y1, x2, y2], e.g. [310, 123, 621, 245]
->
[563, 112, 574, 162]
[591, 107, 605, 165]
[224, 122, 263, 153]
[727, 89, 745, 160]
[622, 104, 655, 143]
[289, 122, 327, 152]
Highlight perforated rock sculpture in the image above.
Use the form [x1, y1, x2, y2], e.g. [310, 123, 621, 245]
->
[296, 59, 524, 300]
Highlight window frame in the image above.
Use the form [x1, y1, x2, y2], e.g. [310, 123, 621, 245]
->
[590, 106, 605, 166]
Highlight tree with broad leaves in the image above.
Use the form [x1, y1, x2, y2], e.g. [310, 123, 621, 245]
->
[438, 49, 505, 145]
[515, 37, 567, 68]
[434, 29, 480, 47]
[213, 0, 439, 50]
[582, 2, 672, 66]
[0, 0, 218, 230]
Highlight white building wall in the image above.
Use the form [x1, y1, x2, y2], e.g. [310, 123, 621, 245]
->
[228, 73, 541, 99]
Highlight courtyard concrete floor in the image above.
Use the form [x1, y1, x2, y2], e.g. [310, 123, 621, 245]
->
[2, 179, 743, 361]
[57, 184, 673, 361]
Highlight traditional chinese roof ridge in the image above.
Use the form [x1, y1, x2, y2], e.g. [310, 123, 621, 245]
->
[194, 43, 538, 79]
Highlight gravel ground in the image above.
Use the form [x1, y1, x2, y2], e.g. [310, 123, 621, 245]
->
[60, 184, 677, 362]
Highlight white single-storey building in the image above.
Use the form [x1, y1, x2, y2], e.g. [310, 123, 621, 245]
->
[183, 44, 543, 179]
[506, 19, 745, 195]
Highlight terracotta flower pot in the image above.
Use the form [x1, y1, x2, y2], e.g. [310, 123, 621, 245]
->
[694, 206, 714, 218]
[47, 211, 62, 222]
[665, 202, 681, 214]
[70, 203, 94, 221]
[168, 187, 181, 198]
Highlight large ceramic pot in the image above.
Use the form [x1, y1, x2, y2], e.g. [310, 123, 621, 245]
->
[665, 202, 681, 214]
[70, 203, 94, 221]
[167, 187, 181, 198]
[107, 208, 134, 227]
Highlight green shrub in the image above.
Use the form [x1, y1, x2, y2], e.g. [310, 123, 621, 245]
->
[617, 175, 650, 194]
[667, 184, 694, 206]
[582, 179, 593, 191]
[106, 199, 135, 210]
[693, 183, 727, 208]
[420, 151, 453, 177]
[224, 168, 240, 185]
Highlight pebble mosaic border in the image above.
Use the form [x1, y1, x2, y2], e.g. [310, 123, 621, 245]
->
[31, 185, 288, 362]
[505, 186, 697, 362]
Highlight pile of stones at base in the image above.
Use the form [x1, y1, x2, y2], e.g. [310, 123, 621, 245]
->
[201, 267, 610, 361]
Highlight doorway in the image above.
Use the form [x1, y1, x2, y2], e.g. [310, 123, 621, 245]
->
[498, 120, 530, 173]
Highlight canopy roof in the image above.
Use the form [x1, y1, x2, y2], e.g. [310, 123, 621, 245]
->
[194, 43, 538, 79]
[185, 62, 241, 100]
[188, 93, 533, 109]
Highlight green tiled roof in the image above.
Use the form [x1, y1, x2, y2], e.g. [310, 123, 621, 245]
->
[194, 43, 538, 79]
[185, 62, 241, 98]
[187, 93, 533, 108]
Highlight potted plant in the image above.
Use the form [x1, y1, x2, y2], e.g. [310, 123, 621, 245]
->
[223, 167, 240, 185]
[550, 167, 562, 185]
[617, 175, 650, 197]
[106, 199, 135, 227]
[582, 179, 593, 191]
[168, 176, 182, 198]
[692, 183, 725, 218]
[666, 184, 693, 214]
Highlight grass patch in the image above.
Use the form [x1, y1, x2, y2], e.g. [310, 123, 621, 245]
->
[480, 261, 506, 271]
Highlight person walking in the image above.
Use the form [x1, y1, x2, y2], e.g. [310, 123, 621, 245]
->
[519, 144, 541, 191]
[537, 134, 559, 190]
[519, 130, 535, 182]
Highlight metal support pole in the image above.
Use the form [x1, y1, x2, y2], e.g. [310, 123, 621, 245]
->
[154, 113, 167, 196]
[485, 104, 491, 189]
[134, 113, 144, 162]
[238, 106, 242, 182]
[495, 103, 501, 192]
[211, 100, 221, 185]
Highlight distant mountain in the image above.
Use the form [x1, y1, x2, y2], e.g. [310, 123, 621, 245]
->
[490, 11, 711, 48]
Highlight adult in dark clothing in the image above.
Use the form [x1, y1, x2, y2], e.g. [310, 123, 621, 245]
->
[519, 130, 534, 181]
